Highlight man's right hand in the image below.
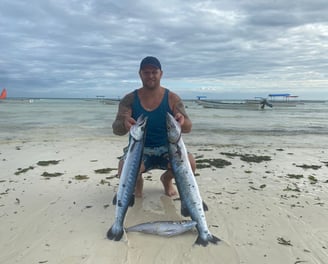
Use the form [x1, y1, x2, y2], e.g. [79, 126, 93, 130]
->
[124, 116, 136, 131]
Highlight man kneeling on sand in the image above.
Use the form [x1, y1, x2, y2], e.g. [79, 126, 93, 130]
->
[112, 56, 196, 197]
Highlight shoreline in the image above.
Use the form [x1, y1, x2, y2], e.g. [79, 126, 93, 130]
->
[1, 137, 327, 263]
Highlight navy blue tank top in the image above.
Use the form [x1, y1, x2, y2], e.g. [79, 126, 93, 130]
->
[132, 88, 173, 147]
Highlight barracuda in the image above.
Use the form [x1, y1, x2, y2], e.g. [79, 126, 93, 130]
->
[126, 220, 197, 237]
[107, 115, 147, 241]
[166, 113, 220, 246]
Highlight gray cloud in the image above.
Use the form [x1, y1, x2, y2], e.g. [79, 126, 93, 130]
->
[0, 0, 327, 99]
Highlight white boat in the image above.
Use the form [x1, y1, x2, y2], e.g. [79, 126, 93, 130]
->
[267, 93, 300, 107]
[197, 93, 303, 110]
[197, 99, 272, 110]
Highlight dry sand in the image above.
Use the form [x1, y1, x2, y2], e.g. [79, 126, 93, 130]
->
[1, 136, 328, 264]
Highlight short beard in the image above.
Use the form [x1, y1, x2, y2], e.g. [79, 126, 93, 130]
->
[142, 80, 158, 90]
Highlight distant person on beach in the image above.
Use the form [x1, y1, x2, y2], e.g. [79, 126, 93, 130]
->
[112, 56, 196, 197]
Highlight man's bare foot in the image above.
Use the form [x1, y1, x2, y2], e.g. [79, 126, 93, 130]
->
[135, 176, 143, 198]
[160, 172, 177, 197]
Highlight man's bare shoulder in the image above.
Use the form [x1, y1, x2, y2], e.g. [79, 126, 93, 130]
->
[168, 90, 181, 105]
[168, 91, 189, 117]
[119, 92, 134, 108]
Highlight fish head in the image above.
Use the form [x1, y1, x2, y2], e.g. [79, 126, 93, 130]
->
[166, 113, 181, 143]
[130, 114, 148, 141]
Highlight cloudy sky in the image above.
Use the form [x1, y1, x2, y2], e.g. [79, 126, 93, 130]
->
[1, 0, 328, 99]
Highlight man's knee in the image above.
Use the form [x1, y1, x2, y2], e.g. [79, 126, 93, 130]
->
[118, 160, 146, 177]
[138, 162, 146, 175]
[188, 153, 196, 172]
[118, 159, 124, 176]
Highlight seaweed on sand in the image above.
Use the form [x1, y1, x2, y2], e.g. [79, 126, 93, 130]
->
[15, 166, 35, 175]
[277, 237, 293, 246]
[220, 152, 240, 158]
[37, 160, 61, 166]
[94, 168, 116, 174]
[74, 175, 89, 180]
[221, 152, 271, 163]
[308, 175, 318, 184]
[100, 175, 118, 185]
[240, 154, 271, 163]
[287, 174, 304, 179]
[100, 179, 111, 185]
[197, 147, 214, 152]
[283, 183, 301, 192]
[295, 164, 322, 170]
[41, 172, 63, 178]
[249, 184, 266, 191]
[196, 158, 232, 169]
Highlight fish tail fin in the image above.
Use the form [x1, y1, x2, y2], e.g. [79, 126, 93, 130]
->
[129, 194, 135, 207]
[195, 236, 209, 247]
[107, 225, 124, 241]
[203, 200, 208, 211]
[209, 234, 221, 244]
[195, 234, 221, 247]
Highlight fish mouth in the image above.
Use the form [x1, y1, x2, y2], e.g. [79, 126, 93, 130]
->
[137, 115, 148, 129]
[166, 113, 175, 126]
[140, 117, 148, 131]
[166, 113, 181, 143]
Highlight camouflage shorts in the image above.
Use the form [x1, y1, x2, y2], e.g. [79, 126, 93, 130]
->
[121, 145, 169, 172]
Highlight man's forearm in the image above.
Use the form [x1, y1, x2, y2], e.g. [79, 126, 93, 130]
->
[112, 119, 128, 135]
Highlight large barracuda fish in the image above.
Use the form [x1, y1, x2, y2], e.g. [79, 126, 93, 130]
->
[126, 220, 197, 237]
[166, 113, 220, 246]
[107, 115, 147, 241]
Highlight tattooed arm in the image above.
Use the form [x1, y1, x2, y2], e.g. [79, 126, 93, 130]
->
[169, 92, 192, 133]
[112, 93, 135, 135]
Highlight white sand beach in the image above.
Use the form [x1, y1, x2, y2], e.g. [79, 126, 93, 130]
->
[1, 135, 327, 264]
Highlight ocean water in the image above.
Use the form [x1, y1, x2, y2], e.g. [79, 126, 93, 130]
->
[185, 100, 328, 148]
[1, 98, 327, 148]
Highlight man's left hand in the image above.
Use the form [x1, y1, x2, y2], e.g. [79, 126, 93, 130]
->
[175, 113, 184, 126]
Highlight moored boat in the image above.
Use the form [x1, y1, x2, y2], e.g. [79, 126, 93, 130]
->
[197, 99, 269, 110]
[197, 93, 304, 109]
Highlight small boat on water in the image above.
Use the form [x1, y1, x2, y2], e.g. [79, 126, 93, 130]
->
[197, 99, 272, 110]
[197, 93, 302, 110]
[0, 88, 35, 104]
[102, 99, 120, 105]
[0, 88, 7, 99]
[267, 93, 300, 107]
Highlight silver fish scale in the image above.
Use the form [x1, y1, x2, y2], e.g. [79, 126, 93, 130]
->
[116, 140, 143, 208]
[170, 138, 208, 228]
[107, 115, 147, 241]
[167, 113, 220, 246]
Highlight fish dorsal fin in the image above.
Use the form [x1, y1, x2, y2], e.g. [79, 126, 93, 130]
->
[129, 194, 135, 207]
[203, 201, 208, 211]
[112, 194, 117, 205]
